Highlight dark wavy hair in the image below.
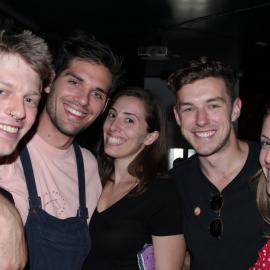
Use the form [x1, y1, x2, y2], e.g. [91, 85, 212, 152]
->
[96, 87, 168, 194]
[53, 31, 122, 96]
[168, 56, 237, 102]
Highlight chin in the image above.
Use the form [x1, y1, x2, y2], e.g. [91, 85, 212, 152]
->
[0, 145, 17, 157]
[195, 148, 217, 157]
[104, 148, 117, 158]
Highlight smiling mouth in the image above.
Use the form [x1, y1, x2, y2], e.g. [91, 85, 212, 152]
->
[194, 130, 215, 138]
[107, 136, 123, 145]
[65, 106, 85, 117]
[0, 124, 19, 134]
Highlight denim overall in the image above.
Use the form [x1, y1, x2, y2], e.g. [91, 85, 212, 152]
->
[19, 142, 90, 270]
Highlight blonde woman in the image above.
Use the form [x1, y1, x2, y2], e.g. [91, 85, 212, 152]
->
[250, 102, 270, 269]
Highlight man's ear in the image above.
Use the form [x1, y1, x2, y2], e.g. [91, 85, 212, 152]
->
[144, 131, 159, 146]
[44, 70, 56, 94]
[231, 97, 242, 122]
[173, 106, 181, 126]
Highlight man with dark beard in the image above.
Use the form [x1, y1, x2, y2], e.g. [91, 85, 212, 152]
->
[0, 32, 122, 270]
[168, 57, 269, 270]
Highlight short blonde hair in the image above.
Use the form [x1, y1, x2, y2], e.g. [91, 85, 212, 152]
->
[0, 30, 52, 87]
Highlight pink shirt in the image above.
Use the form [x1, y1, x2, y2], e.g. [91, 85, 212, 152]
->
[0, 134, 102, 224]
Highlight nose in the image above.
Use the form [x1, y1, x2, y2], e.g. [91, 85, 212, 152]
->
[75, 89, 89, 106]
[195, 108, 209, 127]
[264, 148, 270, 165]
[6, 96, 26, 121]
[106, 117, 121, 132]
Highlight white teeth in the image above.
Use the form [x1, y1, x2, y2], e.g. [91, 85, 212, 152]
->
[0, 124, 18, 134]
[66, 107, 83, 116]
[107, 136, 122, 145]
[195, 131, 215, 138]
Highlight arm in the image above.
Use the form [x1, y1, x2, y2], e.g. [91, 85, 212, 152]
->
[182, 251, 190, 270]
[0, 194, 27, 270]
[152, 234, 186, 270]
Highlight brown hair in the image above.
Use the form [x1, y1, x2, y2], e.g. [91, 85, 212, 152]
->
[53, 31, 122, 96]
[0, 30, 52, 88]
[256, 170, 270, 224]
[257, 101, 270, 224]
[96, 87, 168, 194]
[168, 56, 237, 102]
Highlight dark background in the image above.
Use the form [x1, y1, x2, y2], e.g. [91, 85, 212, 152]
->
[1, 0, 270, 150]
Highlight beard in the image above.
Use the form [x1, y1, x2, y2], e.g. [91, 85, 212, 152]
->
[45, 94, 90, 137]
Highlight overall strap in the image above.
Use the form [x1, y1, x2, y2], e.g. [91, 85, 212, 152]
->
[73, 142, 88, 220]
[18, 141, 42, 210]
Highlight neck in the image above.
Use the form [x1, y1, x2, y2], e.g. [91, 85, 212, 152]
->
[37, 109, 74, 149]
[199, 136, 248, 191]
[113, 158, 135, 184]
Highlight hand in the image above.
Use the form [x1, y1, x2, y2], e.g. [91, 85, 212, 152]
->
[0, 194, 27, 270]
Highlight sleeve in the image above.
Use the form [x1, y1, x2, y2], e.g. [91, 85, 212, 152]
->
[0, 187, 14, 204]
[150, 178, 183, 236]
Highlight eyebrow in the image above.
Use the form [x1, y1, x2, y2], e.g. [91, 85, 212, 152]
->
[65, 72, 108, 95]
[0, 80, 41, 96]
[110, 107, 139, 120]
[261, 134, 270, 140]
[0, 80, 13, 87]
[206, 97, 227, 103]
[178, 96, 226, 107]
[123, 112, 139, 119]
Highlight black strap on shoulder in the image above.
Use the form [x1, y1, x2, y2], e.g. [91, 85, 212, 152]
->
[18, 141, 42, 210]
[73, 142, 88, 220]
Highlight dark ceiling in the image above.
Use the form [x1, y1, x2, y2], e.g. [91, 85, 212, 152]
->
[0, 0, 270, 84]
